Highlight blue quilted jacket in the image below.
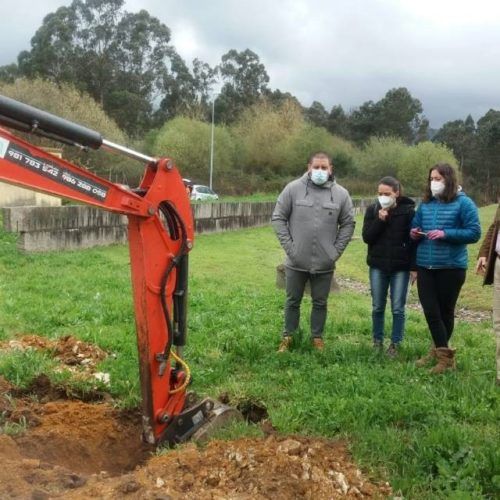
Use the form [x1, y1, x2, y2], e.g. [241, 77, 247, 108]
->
[411, 193, 481, 269]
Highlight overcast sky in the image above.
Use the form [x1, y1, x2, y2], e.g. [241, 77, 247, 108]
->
[1, 0, 499, 128]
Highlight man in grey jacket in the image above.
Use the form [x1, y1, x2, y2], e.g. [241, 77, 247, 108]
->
[272, 151, 355, 351]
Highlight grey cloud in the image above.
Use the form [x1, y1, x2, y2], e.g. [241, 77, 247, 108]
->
[2, 0, 500, 127]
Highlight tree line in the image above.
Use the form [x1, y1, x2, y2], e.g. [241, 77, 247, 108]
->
[0, 0, 498, 201]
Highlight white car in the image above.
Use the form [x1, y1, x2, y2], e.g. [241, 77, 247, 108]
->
[191, 184, 219, 201]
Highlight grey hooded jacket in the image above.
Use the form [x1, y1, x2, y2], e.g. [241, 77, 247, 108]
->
[272, 173, 355, 273]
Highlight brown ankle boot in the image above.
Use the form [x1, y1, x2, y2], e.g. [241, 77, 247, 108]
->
[429, 348, 456, 374]
[312, 338, 325, 350]
[415, 345, 436, 367]
[277, 336, 292, 353]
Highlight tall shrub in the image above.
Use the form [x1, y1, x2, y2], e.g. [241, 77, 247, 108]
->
[231, 99, 304, 178]
[232, 99, 356, 185]
[354, 137, 407, 181]
[153, 116, 236, 186]
[283, 126, 356, 177]
[398, 141, 458, 195]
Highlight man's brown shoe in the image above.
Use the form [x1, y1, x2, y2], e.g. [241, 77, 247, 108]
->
[312, 338, 325, 350]
[277, 336, 292, 353]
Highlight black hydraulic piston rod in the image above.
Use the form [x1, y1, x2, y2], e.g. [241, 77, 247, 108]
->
[0, 94, 154, 163]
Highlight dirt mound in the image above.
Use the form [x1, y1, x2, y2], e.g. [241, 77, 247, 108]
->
[0, 388, 391, 498]
[1, 334, 111, 399]
[0, 335, 392, 498]
[71, 437, 392, 499]
[1, 334, 108, 370]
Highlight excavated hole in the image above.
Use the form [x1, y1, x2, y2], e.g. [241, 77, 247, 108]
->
[14, 402, 152, 476]
[1, 377, 153, 477]
[236, 399, 269, 423]
[218, 393, 269, 424]
[1, 380, 394, 498]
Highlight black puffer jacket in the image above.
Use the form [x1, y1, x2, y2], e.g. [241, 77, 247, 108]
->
[362, 196, 416, 272]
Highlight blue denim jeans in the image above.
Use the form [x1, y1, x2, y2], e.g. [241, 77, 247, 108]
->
[369, 267, 410, 344]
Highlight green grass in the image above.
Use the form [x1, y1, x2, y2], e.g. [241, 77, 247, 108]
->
[0, 205, 498, 498]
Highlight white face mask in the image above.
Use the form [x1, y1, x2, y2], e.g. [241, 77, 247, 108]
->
[378, 195, 395, 209]
[310, 169, 329, 185]
[430, 180, 445, 196]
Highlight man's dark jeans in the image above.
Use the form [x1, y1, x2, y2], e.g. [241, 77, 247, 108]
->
[284, 267, 333, 338]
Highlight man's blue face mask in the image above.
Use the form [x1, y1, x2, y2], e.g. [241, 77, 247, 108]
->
[310, 169, 329, 185]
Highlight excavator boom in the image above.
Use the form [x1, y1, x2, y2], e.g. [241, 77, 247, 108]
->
[0, 95, 237, 445]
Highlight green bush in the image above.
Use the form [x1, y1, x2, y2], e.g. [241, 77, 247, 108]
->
[283, 126, 357, 177]
[398, 141, 458, 195]
[353, 137, 458, 197]
[153, 116, 236, 185]
[232, 99, 304, 177]
[231, 99, 357, 186]
[354, 136, 407, 181]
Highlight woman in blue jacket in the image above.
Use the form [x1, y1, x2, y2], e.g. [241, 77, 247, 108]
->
[411, 163, 481, 373]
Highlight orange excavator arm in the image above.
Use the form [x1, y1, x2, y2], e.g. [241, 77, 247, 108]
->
[0, 95, 217, 445]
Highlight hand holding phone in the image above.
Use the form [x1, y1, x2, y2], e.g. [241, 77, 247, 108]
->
[410, 227, 425, 240]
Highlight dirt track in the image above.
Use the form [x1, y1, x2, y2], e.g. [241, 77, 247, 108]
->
[0, 336, 392, 499]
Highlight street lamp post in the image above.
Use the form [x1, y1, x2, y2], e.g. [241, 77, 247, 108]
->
[209, 98, 215, 191]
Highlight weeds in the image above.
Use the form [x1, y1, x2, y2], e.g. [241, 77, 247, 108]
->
[1, 416, 28, 437]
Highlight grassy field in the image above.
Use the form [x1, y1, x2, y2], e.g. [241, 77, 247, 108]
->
[0, 204, 498, 498]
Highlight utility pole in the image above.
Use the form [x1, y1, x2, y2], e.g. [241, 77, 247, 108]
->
[209, 98, 215, 190]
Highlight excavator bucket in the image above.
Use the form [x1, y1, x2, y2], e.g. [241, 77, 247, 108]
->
[191, 400, 244, 443]
[158, 393, 243, 445]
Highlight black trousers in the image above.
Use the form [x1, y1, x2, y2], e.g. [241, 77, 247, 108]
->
[417, 267, 466, 348]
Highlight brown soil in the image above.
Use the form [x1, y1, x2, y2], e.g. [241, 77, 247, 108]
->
[0, 385, 392, 499]
[0, 334, 108, 370]
[0, 335, 392, 499]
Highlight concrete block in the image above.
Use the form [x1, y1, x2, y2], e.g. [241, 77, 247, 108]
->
[192, 203, 213, 220]
[3, 205, 126, 233]
[18, 226, 128, 252]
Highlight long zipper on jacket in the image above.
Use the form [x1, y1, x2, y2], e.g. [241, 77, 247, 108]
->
[429, 200, 438, 269]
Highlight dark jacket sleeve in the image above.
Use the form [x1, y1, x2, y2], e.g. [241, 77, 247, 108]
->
[362, 204, 386, 244]
[411, 204, 422, 230]
[408, 206, 418, 271]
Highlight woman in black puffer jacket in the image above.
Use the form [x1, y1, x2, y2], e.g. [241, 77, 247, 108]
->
[362, 176, 416, 356]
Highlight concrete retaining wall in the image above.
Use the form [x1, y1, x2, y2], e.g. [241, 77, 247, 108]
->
[2, 198, 377, 252]
[0, 183, 61, 208]
[2, 205, 127, 252]
[192, 201, 275, 234]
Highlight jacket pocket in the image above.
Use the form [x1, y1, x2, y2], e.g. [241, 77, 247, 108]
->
[294, 199, 314, 224]
[322, 202, 340, 225]
[295, 199, 314, 207]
